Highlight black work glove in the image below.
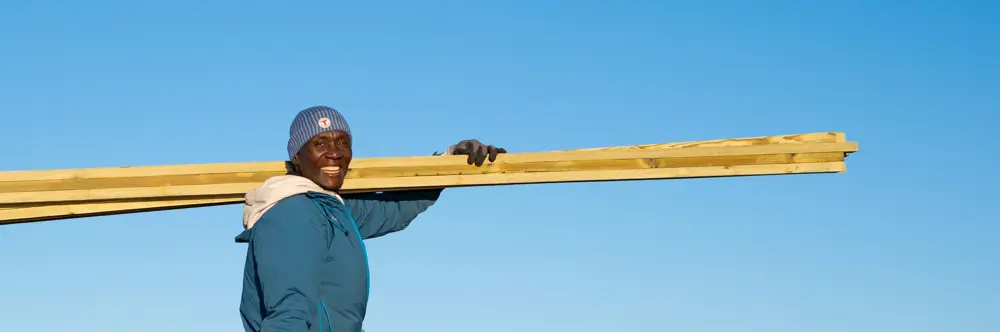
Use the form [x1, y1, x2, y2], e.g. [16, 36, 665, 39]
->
[447, 139, 507, 166]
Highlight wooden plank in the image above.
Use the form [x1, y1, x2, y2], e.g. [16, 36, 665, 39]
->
[0, 141, 856, 194]
[0, 197, 238, 224]
[0, 162, 845, 225]
[0, 143, 856, 205]
[0, 131, 859, 225]
[0, 131, 845, 182]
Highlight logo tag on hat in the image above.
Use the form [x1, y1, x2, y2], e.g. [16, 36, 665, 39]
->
[317, 118, 331, 129]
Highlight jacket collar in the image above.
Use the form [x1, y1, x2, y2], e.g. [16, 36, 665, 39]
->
[235, 175, 344, 243]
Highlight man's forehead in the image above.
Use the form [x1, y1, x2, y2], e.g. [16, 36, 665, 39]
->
[310, 130, 351, 140]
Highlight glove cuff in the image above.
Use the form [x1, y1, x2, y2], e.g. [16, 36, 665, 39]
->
[434, 144, 457, 156]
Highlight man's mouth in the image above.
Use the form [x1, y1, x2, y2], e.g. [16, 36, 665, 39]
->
[321, 166, 343, 176]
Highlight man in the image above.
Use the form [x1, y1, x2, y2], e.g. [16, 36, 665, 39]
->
[234, 105, 505, 332]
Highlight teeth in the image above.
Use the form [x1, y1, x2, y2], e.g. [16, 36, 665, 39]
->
[321, 166, 341, 173]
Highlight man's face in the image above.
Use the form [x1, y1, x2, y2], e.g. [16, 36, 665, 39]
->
[292, 130, 353, 191]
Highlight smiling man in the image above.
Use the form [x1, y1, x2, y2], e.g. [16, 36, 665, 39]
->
[234, 105, 505, 332]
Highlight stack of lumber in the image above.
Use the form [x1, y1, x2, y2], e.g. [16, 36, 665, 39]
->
[0, 131, 857, 225]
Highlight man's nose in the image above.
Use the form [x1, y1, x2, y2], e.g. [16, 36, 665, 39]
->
[322, 148, 343, 159]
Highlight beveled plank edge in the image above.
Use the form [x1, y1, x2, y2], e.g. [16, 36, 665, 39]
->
[568, 132, 845, 151]
[348, 142, 857, 168]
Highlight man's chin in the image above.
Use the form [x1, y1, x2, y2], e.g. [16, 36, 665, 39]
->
[304, 173, 344, 192]
[318, 179, 344, 192]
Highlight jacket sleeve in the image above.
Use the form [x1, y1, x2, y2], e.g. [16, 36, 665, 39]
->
[250, 198, 329, 331]
[343, 188, 443, 239]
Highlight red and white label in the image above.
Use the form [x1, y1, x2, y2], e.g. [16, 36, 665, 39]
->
[317, 117, 331, 128]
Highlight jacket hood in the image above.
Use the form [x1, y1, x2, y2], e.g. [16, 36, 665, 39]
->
[242, 175, 343, 230]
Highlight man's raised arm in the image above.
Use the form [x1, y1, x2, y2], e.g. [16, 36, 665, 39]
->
[343, 189, 443, 239]
[343, 139, 506, 239]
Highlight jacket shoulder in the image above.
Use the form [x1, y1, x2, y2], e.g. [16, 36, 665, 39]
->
[251, 194, 332, 240]
[266, 193, 322, 215]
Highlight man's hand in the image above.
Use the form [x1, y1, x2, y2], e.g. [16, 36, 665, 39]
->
[449, 139, 507, 166]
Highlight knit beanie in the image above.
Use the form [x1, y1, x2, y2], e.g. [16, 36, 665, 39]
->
[286, 105, 352, 160]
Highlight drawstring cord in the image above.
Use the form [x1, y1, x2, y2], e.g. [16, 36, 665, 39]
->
[317, 300, 334, 332]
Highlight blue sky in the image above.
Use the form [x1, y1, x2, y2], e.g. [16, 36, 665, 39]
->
[0, 0, 997, 331]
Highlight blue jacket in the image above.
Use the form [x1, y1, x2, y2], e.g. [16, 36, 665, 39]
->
[235, 188, 442, 332]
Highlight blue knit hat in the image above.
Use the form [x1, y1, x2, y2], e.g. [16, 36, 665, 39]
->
[286, 105, 352, 159]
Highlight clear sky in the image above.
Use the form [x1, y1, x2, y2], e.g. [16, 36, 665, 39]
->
[0, 1, 997, 331]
